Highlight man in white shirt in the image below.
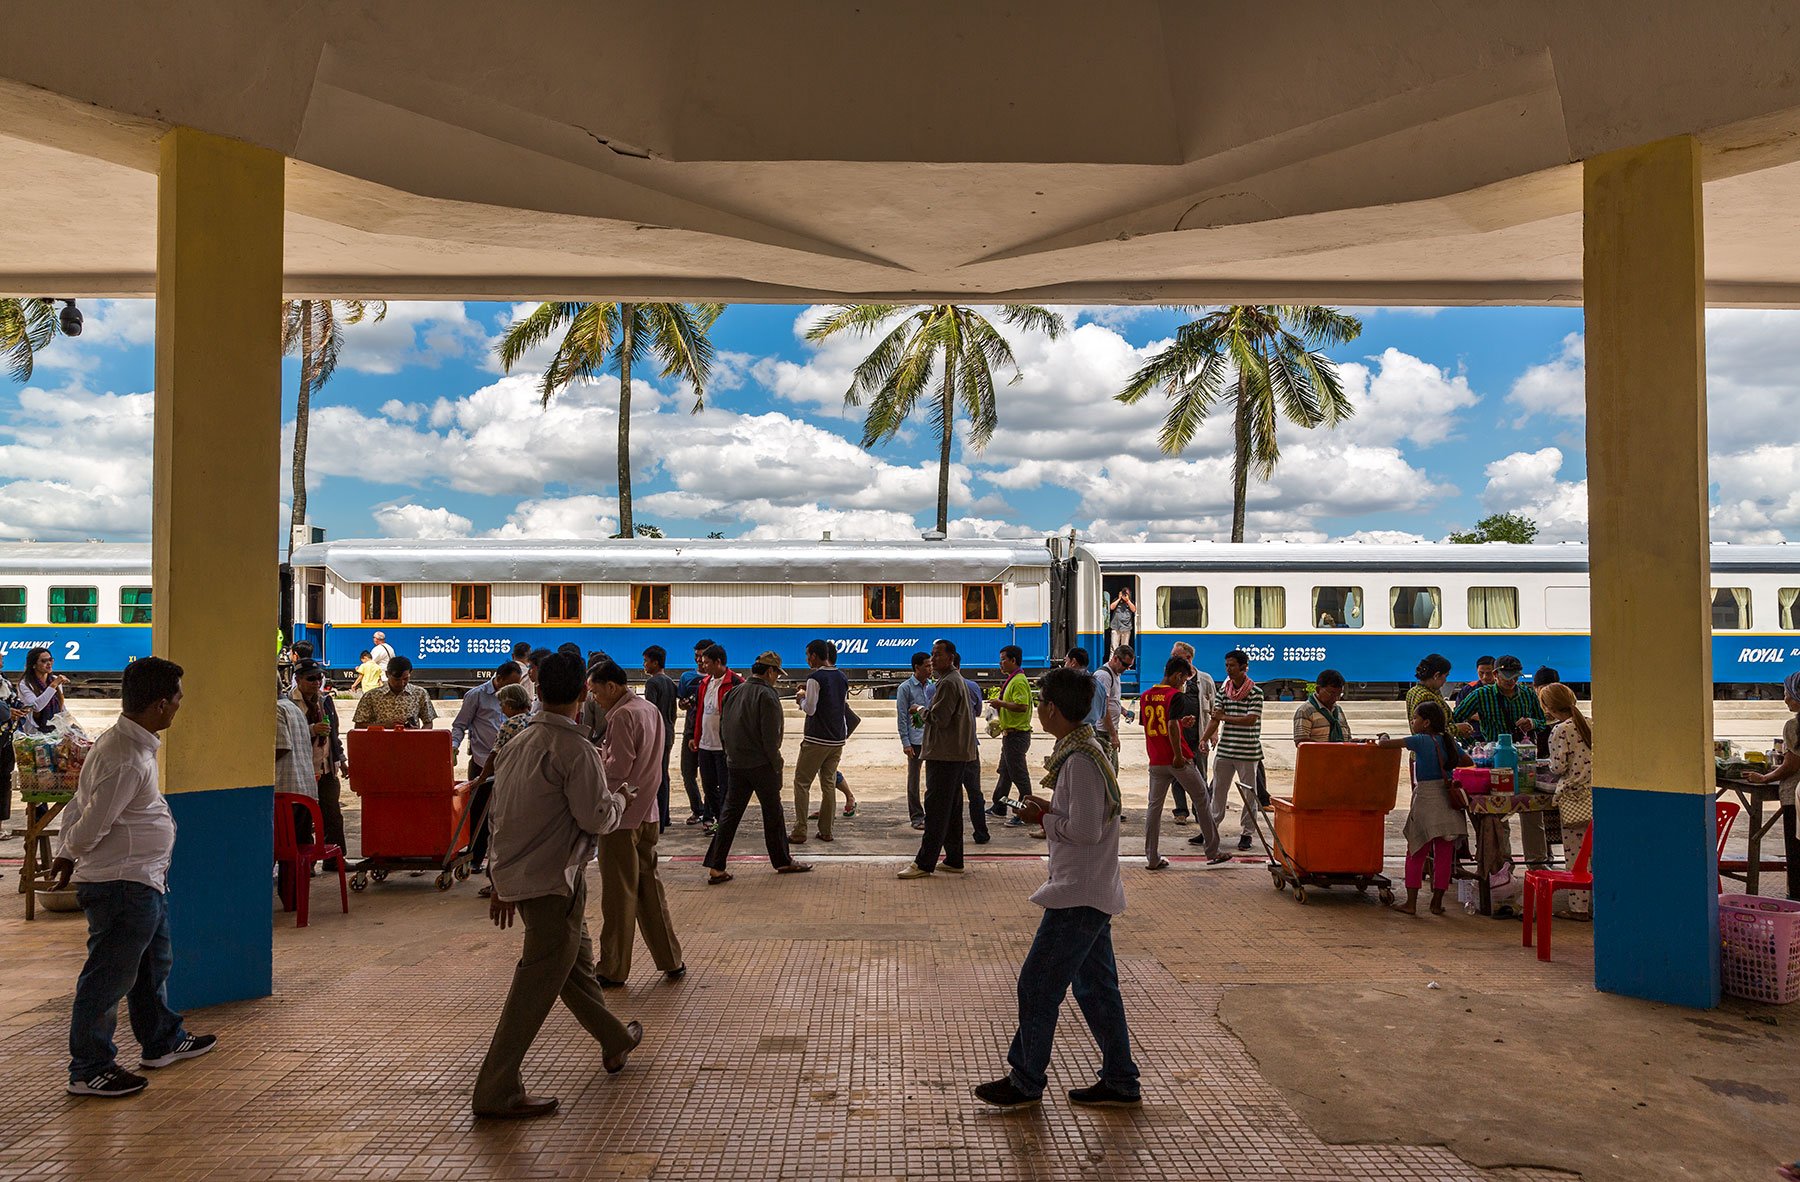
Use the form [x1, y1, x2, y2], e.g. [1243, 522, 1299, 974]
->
[369, 632, 395, 671]
[1092, 644, 1133, 769]
[50, 657, 217, 1099]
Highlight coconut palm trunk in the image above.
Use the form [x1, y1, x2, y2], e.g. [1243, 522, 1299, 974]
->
[617, 307, 636, 536]
[1230, 388, 1251, 543]
[289, 305, 316, 557]
[936, 365, 955, 534]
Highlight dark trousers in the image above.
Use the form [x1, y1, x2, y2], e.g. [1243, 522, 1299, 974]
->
[68, 881, 188, 1080]
[703, 761, 793, 870]
[993, 730, 1030, 809]
[317, 772, 346, 851]
[697, 748, 730, 824]
[1006, 905, 1140, 1100]
[1784, 804, 1799, 901]
[0, 740, 13, 820]
[657, 736, 674, 833]
[905, 751, 924, 822]
[915, 760, 966, 872]
[680, 727, 705, 818]
[468, 780, 494, 870]
[961, 758, 989, 839]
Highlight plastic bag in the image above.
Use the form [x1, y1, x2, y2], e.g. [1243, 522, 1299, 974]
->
[13, 717, 93, 795]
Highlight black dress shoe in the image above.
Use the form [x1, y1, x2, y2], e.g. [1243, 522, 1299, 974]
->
[664, 964, 687, 981]
[973, 830, 991, 844]
[605, 1021, 644, 1074]
[596, 973, 627, 989]
[474, 1095, 559, 1120]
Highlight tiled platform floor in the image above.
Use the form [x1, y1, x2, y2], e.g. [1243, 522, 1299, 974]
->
[0, 857, 1584, 1182]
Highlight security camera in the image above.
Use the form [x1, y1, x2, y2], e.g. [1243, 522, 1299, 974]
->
[58, 300, 82, 337]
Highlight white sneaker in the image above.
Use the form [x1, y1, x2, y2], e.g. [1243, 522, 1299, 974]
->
[896, 864, 932, 880]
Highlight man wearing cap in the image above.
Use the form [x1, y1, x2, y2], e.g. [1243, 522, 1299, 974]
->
[704, 651, 810, 883]
[288, 660, 347, 851]
[1453, 655, 1550, 866]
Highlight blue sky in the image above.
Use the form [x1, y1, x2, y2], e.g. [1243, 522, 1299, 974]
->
[1, 299, 1793, 545]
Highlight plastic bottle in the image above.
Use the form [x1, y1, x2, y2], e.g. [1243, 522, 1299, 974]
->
[1494, 734, 1521, 794]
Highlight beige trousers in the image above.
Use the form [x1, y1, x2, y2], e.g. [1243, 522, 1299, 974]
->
[596, 819, 684, 980]
[472, 877, 635, 1113]
[791, 741, 843, 838]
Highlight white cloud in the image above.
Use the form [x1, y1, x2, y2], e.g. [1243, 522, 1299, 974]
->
[1475, 447, 1588, 542]
[1506, 332, 1584, 422]
[1335, 348, 1481, 447]
[488, 495, 618, 539]
[338, 301, 487, 374]
[0, 383, 154, 539]
[379, 400, 425, 422]
[372, 502, 473, 539]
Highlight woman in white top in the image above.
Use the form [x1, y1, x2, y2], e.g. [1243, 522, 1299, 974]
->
[1538, 683, 1593, 917]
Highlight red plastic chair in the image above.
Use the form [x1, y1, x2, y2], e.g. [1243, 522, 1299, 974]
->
[1522, 825, 1593, 961]
[275, 792, 349, 928]
[1714, 798, 1741, 894]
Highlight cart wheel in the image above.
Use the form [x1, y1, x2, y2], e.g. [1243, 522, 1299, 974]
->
[1378, 887, 1395, 906]
[1268, 866, 1285, 891]
[454, 863, 471, 881]
[350, 873, 368, 892]
[435, 871, 453, 891]
[371, 868, 389, 883]
[1293, 886, 1309, 904]
[1356, 883, 1370, 895]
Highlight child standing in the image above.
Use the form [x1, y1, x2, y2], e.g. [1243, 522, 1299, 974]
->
[1374, 701, 1469, 915]
[354, 650, 382, 696]
[1537, 683, 1593, 917]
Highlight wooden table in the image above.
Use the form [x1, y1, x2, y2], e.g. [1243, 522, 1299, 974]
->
[1716, 775, 1787, 895]
[1464, 791, 1560, 916]
[15, 789, 73, 920]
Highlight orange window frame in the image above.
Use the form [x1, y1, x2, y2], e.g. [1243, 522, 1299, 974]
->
[864, 583, 904, 623]
[962, 583, 1002, 623]
[361, 583, 402, 624]
[543, 583, 582, 624]
[631, 583, 671, 623]
[452, 583, 491, 623]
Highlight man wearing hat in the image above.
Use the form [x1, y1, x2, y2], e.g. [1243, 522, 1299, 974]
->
[1453, 655, 1551, 867]
[703, 651, 811, 883]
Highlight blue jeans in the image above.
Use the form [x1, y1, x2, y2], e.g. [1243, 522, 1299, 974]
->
[1007, 905, 1140, 1099]
[69, 881, 187, 1080]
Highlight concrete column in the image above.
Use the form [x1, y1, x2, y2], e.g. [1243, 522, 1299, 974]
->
[153, 127, 285, 1009]
[1583, 135, 1719, 1008]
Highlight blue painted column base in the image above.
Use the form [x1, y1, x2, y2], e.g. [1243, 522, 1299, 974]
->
[1591, 786, 1720, 1008]
[164, 785, 274, 1011]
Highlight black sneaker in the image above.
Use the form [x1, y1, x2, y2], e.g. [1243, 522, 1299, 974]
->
[1068, 1082, 1141, 1108]
[68, 1067, 148, 1097]
[973, 1077, 1041, 1110]
[974, 830, 991, 844]
[140, 1033, 217, 1069]
[1237, 833, 1253, 851]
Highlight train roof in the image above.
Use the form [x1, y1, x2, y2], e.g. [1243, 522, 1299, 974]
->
[290, 537, 1053, 583]
[1076, 541, 1800, 573]
[0, 542, 150, 574]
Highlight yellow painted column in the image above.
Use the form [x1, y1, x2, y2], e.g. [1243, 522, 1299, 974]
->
[1583, 134, 1718, 1007]
[153, 127, 285, 1008]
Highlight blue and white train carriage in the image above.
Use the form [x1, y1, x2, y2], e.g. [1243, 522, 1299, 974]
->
[0, 543, 154, 683]
[288, 538, 1055, 685]
[1068, 540, 1800, 691]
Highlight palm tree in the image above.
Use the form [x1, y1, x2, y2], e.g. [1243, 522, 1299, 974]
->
[1116, 305, 1362, 542]
[805, 304, 1065, 535]
[282, 300, 386, 557]
[0, 298, 71, 382]
[496, 302, 723, 536]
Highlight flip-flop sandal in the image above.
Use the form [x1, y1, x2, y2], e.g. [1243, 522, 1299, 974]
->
[776, 863, 813, 874]
[707, 872, 733, 885]
[842, 802, 858, 817]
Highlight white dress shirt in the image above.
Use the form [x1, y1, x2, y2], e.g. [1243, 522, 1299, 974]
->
[55, 717, 176, 892]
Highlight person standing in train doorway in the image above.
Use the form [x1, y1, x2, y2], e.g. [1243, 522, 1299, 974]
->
[900, 639, 976, 879]
[1201, 649, 1265, 853]
[1105, 587, 1136, 660]
[791, 639, 850, 845]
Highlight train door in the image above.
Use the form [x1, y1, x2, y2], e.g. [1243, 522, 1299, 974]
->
[1100, 574, 1139, 654]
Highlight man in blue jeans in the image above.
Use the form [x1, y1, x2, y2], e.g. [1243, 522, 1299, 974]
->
[49, 656, 216, 1098]
[974, 666, 1140, 1110]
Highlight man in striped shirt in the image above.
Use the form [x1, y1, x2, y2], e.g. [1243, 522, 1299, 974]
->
[1201, 649, 1264, 852]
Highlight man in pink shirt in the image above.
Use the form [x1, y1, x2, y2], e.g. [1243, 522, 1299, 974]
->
[588, 659, 685, 988]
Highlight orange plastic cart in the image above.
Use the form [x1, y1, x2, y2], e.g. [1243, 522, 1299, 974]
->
[345, 726, 474, 891]
[1261, 742, 1403, 905]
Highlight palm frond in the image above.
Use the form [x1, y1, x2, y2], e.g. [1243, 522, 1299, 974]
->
[646, 302, 718, 412]
[997, 304, 1067, 340]
[803, 303, 909, 343]
[496, 302, 586, 373]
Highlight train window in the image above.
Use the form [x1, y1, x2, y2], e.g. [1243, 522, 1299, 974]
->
[963, 584, 1002, 623]
[865, 584, 904, 623]
[120, 587, 153, 625]
[1156, 585, 1208, 629]
[1310, 586, 1363, 629]
[1233, 586, 1285, 629]
[1389, 586, 1441, 629]
[543, 583, 582, 624]
[1468, 587, 1520, 629]
[48, 587, 98, 625]
[1711, 588, 1752, 631]
[0, 586, 22, 624]
[1781, 589, 1800, 630]
[362, 584, 401, 623]
[632, 584, 672, 623]
[452, 583, 491, 623]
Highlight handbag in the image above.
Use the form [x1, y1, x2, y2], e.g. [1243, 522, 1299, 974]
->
[1557, 784, 1593, 827]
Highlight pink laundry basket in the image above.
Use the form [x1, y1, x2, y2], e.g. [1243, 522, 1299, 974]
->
[1719, 895, 1800, 1004]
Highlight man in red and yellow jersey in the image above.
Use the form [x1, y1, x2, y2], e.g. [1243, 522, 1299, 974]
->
[1139, 658, 1229, 871]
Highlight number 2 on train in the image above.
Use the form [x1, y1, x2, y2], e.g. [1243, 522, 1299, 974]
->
[63, 641, 80, 662]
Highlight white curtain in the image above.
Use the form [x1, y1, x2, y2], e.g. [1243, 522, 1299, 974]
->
[1345, 588, 1362, 627]
[1781, 588, 1798, 630]
[1260, 586, 1286, 629]
[1731, 587, 1751, 630]
[1389, 586, 1442, 629]
[1235, 586, 1256, 628]
[1428, 589, 1442, 628]
[1468, 587, 1518, 629]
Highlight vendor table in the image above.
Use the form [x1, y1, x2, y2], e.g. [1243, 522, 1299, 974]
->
[1716, 775, 1787, 895]
[15, 789, 73, 921]
[1463, 791, 1560, 916]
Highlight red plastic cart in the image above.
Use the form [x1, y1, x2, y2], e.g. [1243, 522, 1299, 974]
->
[346, 726, 474, 892]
